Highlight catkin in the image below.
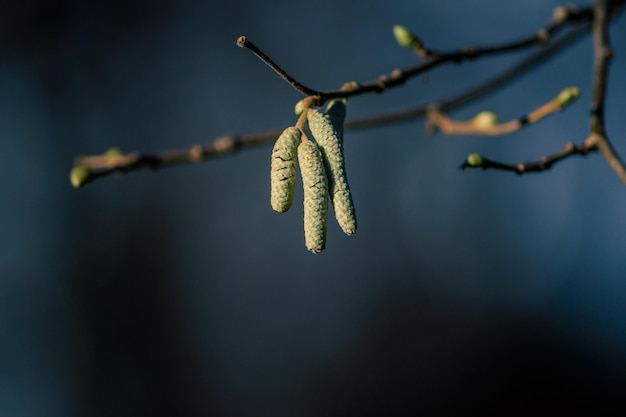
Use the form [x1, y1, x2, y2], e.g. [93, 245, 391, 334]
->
[270, 126, 300, 212]
[298, 140, 328, 254]
[325, 98, 347, 139]
[307, 107, 357, 235]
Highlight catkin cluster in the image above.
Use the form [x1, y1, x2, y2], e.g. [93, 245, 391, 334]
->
[269, 99, 356, 254]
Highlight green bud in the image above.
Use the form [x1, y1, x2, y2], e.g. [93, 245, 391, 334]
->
[466, 153, 484, 167]
[104, 147, 123, 156]
[294, 99, 305, 116]
[556, 86, 580, 109]
[70, 165, 90, 188]
[393, 24, 414, 48]
[472, 111, 499, 129]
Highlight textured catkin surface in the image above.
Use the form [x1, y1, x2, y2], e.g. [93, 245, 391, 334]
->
[325, 98, 347, 140]
[298, 140, 328, 253]
[270, 126, 300, 212]
[307, 107, 357, 235]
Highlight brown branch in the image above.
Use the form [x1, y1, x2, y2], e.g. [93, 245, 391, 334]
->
[587, 1, 626, 185]
[343, 26, 589, 130]
[459, 141, 596, 174]
[426, 86, 579, 137]
[238, 4, 592, 102]
[237, 36, 320, 98]
[70, 24, 595, 187]
[71, 1, 625, 188]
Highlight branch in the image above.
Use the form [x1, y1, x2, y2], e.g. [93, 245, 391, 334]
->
[459, 140, 595, 173]
[237, 4, 591, 102]
[70, 1, 625, 188]
[461, 0, 626, 181]
[426, 86, 579, 136]
[69, 24, 594, 188]
[345, 27, 589, 129]
[587, 0, 626, 185]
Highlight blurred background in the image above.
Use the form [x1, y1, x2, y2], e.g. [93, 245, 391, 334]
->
[2, 0, 626, 415]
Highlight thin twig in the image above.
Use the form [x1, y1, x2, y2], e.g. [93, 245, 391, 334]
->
[456, 0, 626, 178]
[237, 36, 320, 98]
[459, 141, 595, 173]
[343, 26, 589, 130]
[427, 86, 579, 136]
[238, 4, 591, 102]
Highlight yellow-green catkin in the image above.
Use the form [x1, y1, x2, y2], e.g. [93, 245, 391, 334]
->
[307, 106, 357, 235]
[298, 140, 328, 254]
[270, 126, 301, 212]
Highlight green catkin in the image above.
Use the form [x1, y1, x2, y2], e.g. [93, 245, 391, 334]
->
[307, 106, 357, 235]
[298, 140, 328, 254]
[270, 126, 301, 212]
[325, 98, 347, 138]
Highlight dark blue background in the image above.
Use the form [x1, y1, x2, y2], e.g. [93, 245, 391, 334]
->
[2, 0, 626, 415]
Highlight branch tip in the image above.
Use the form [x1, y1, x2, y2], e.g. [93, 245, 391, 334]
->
[556, 86, 580, 108]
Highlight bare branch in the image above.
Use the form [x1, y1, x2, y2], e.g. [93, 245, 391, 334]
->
[236, 5, 592, 102]
[70, 1, 624, 188]
[69, 25, 596, 187]
[427, 87, 579, 137]
[587, 1, 626, 185]
[459, 141, 596, 174]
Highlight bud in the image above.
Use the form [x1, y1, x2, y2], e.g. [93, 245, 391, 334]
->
[294, 99, 304, 116]
[465, 153, 484, 167]
[472, 111, 499, 129]
[70, 165, 90, 188]
[556, 86, 580, 109]
[393, 24, 414, 48]
[552, 5, 569, 23]
[104, 147, 123, 156]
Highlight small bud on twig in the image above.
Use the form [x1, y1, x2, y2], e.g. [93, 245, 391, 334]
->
[472, 111, 499, 129]
[463, 153, 485, 169]
[70, 166, 91, 188]
[556, 86, 580, 109]
[393, 24, 415, 48]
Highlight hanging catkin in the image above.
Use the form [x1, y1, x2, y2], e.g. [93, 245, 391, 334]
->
[270, 126, 300, 212]
[307, 106, 357, 235]
[298, 140, 328, 253]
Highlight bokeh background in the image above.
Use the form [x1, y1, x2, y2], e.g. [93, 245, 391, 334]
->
[2, 0, 626, 415]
